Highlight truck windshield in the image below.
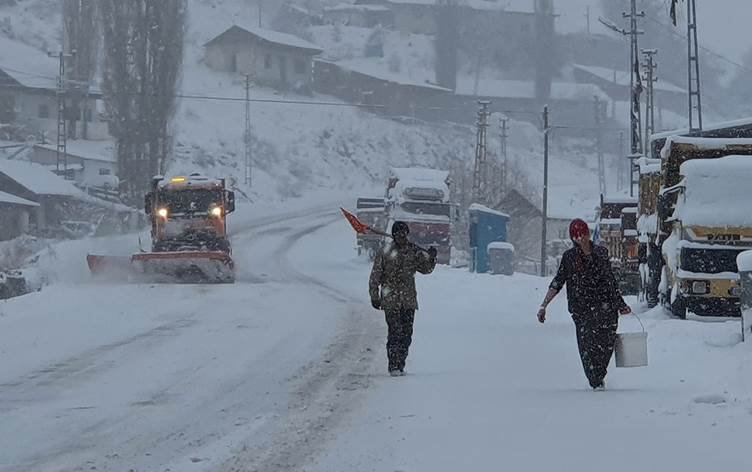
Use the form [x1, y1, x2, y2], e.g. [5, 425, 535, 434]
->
[400, 202, 451, 218]
[161, 190, 222, 214]
[680, 247, 744, 274]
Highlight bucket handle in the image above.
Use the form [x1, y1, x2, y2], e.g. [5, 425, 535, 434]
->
[626, 312, 646, 333]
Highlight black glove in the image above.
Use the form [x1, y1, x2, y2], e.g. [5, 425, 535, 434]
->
[371, 298, 381, 310]
[427, 247, 438, 259]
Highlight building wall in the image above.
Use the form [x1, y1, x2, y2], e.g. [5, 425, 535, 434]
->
[30, 146, 117, 187]
[392, 4, 436, 35]
[323, 9, 393, 28]
[2, 90, 109, 140]
[0, 203, 31, 241]
[205, 37, 315, 89]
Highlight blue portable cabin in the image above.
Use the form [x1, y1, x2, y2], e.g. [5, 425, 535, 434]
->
[468, 203, 510, 273]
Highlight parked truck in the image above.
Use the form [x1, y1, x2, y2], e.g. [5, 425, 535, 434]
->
[596, 195, 640, 295]
[385, 167, 453, 264]
[355, 197, 387, 259]
[641, 136, 752, 317]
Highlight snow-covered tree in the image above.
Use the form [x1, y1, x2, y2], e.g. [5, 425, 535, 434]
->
[99, 0, 186, 204]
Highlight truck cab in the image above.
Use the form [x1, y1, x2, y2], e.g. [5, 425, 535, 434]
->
[145, 174, 236, 253]
[385, 167, 453, 264]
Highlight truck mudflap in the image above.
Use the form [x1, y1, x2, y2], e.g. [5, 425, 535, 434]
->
[132, 251, 235, 284]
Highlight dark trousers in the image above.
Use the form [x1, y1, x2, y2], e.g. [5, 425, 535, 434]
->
[573, 313, 618, 388]
[385, 308, 415, 371]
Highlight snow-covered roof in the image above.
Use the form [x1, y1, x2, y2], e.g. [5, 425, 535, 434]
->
[34, 140, 116, 164]
[326, 3, 391, 12]
[637, 156, 661, 174]
[660, 136, 752, 160]
[0, 158, 84, 197]
[319, 59, 450, 91]
[488, 241, 515, 251]
[0, 36, 102, 94]
[675, 155, 752, 227]
[387, 0, 535, 13]
[456, 76, 609, 101]
[573, 64, 686, 95]
[651, 116, 752, 142]
[469, 203, 510, 218]
[205, 25, 322, 54]
[0, 190, 39, 207]
[0, 36, 58, 90]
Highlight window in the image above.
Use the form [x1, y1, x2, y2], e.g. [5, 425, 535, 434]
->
[264, 53, 272, 69]
[99, 168, 111, 176]
[84, 108, 93, 122]
[294, 59, 306, 74]
[38, 104, 50, 119]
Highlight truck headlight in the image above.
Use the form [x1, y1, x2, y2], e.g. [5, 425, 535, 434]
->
[157, 208, 168, 219]
[691, 281, 709, 294]
[729, 286, 742, 297]
[211, 206, 223, 217]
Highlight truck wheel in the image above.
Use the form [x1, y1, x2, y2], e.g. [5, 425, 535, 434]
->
[671, 293, 687, 319]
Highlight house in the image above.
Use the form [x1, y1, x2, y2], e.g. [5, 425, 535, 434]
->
[572, 64, 687, 116]
[0, 158, 85, 232]
[323, 3, 394, 28]
[425, 77, 610, 131]
[498, 189, 597, 275]
[31, 140, 118, 189]
[0, 190, 39, 241]
[314, 58, 451, 116]
[204, 25, 323, 90]
[0, 36, 109, 141]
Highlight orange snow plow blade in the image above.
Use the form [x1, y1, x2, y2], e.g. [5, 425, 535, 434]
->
[87, 252, 235, 284]
[87, 254, 135, 279]
[131, 251, 235, 284]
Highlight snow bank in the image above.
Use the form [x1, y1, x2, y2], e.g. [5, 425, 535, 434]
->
[674, 155, 752, 227]
[738, 250, 752, 272]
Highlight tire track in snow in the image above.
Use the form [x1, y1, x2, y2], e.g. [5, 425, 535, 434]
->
[1, 205, 380, 471]
[218, 214, 382, 472]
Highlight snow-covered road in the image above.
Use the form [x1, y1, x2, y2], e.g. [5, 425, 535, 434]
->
[0, 206, 381, 472]
[3, 203, 752, 472]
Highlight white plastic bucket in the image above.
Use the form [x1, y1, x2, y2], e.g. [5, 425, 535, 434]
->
[615, 315, 648, 368]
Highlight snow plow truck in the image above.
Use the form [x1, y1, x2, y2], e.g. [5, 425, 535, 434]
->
[87, 174, 236, 283]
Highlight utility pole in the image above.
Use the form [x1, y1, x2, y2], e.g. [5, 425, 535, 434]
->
[599, 0, 644, 199]
[642, 49, 658, 152]
[258, 0, 263, 28]
[541, 105, 549, 277]
[623, 0, 645, 156]
[685, 0, 703, 132]
[244, 75, 253, 187]
[499, 116, 509, 194]
[617, 131, 625, 192]
[585, 6, 591, 35]
[49, 50, 76, 180]
[472, 100, 491, 204]
[594, 96, 607, 197]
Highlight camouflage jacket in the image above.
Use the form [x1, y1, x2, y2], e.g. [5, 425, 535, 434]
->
[369, 242, 436, 311]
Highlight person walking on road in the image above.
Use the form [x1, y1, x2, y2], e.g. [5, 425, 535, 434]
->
[370, 221, 437, 376]
[537, 219, 632, 390]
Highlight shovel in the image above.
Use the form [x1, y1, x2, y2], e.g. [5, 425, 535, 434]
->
[340, 207, 433, 254]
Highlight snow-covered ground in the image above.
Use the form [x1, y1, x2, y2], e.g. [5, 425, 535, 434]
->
[2, 200, 752, 471]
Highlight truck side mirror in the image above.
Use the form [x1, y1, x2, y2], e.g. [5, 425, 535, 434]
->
[144, 193, 153, 215]
[227, 191, 236, 214]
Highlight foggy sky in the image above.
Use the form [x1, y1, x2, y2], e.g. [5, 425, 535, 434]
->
[557, 0, 751, 62]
